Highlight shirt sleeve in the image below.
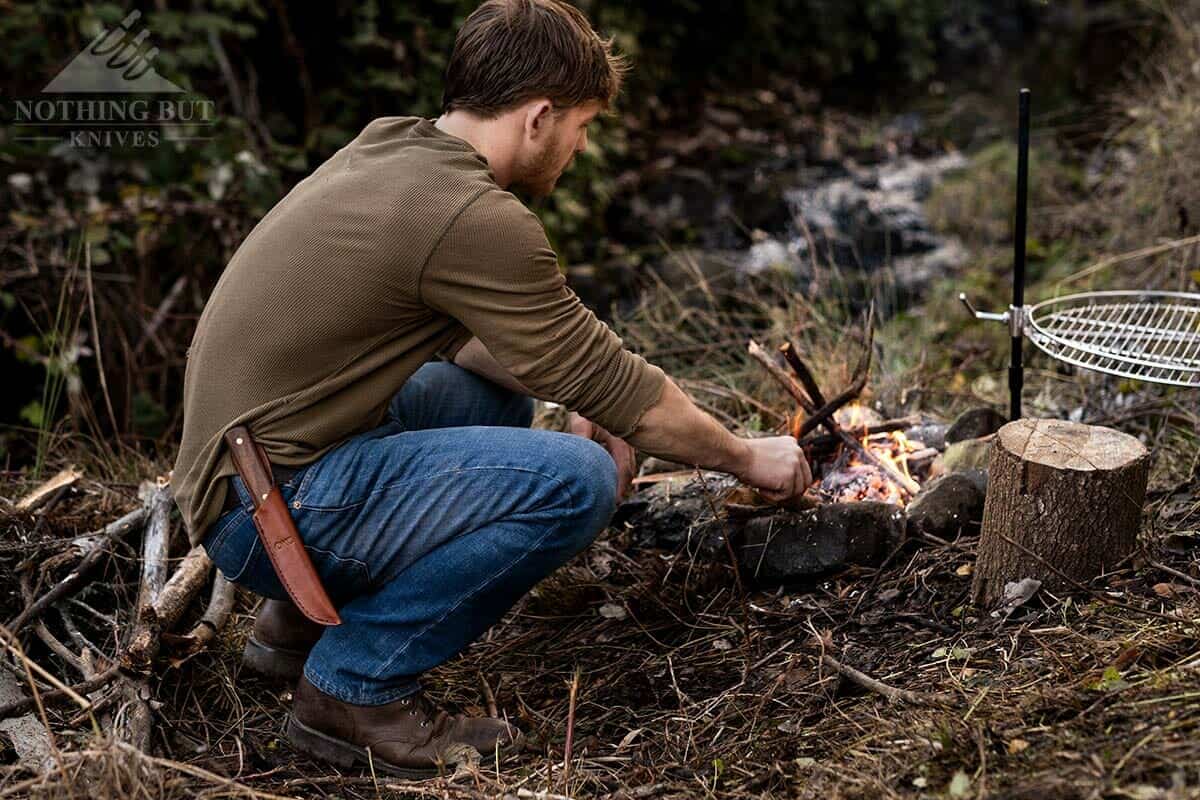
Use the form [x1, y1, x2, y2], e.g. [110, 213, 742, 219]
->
[421, 189, 666, 438]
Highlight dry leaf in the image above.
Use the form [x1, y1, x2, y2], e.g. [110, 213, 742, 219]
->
[599, 603, 627, 620]
[1008, 738, 1030, 754]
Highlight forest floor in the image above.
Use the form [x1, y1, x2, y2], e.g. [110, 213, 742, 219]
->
[3, 251, 1200, 798]
[2, 427, 1200, 800]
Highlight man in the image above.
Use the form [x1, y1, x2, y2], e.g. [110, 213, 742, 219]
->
[173, 0, 811, 777]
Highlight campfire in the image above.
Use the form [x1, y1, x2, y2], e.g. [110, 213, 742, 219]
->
[809, 404, 936, 506]
[747, 302, 935, 509]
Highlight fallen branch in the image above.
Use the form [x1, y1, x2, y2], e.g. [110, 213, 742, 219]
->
[118, 480, 173, 751]
[820, 653, 952, 706]
[8, 507, 147, 636]
[0, 666, 120, 721]
[152, 545, 212, 632]
[1149, 560, 1200, 590]
[562, 667, 581, 791]
[793, 302, 875, 438]
[779, 342, 826, 406]
[15, 467, 80, 512]
[127, 545, 213, 671]
[168, 574, 237, 659]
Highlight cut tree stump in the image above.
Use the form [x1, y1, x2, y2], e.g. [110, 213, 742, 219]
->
[972, 418, 1149, 606]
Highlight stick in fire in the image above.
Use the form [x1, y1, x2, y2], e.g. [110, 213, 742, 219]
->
[748, 321, 916, 501]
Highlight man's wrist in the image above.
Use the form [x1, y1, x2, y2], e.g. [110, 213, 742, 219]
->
[716, 435, 753, 478]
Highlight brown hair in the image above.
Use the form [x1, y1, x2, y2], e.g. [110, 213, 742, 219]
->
[442, 0, 628, 117]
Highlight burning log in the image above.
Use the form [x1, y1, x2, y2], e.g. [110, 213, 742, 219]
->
[803, 417, 920, 451]
[747, 339, 919, 498]
[971, 419, 1150, 607]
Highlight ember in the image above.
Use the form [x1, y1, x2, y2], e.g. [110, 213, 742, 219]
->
[748, 312, 927, 506]
[816, 404, 926, 505]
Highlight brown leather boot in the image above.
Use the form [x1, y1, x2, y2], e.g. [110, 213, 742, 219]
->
[242, 599, 324, 680]
[286, 676, 523, 777]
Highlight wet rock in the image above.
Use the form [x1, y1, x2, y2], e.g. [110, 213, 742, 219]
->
[946, 407, 1008, 444]
[783, 152, 967, 275]
[943, 436, 993, 474]
[906, 474, 985, 539]
[903, 420, 949, 451]
[737, 502, 905, 586]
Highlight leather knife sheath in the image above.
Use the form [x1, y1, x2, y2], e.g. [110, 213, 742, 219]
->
[224, 425, 341, 626]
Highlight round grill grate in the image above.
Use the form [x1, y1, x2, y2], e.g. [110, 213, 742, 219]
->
[1026, 290, 1200, 387]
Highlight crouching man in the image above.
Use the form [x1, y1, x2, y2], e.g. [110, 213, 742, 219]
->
[172, 0, 811, 778]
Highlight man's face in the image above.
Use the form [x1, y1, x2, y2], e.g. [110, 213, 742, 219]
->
[512, 100, 602, 198]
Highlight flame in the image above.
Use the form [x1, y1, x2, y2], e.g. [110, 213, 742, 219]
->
[815, 403, 925, 506]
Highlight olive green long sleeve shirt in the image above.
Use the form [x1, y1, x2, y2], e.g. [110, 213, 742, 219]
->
[173, 117, 666, 544]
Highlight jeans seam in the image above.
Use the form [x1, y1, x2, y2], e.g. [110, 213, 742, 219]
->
[227, 537, 261, 583]
[295, 464, 574, 513]
[306, 542, 372, 585]
[291, 462, 319, 507]
[363, 474, 576, 685]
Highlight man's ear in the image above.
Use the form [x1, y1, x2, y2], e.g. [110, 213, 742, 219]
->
[524, 99, 556, 141]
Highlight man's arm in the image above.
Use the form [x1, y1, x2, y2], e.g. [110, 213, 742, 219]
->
[455, 336, 811, 504]
[453, 336, 530, 395]
[627, 378, 811, 504]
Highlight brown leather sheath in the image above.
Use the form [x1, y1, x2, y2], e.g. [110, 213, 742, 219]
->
[224, 425, 341, 626]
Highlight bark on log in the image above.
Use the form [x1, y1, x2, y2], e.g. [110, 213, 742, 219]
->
[152, 546, 212, 631]
[118, 481, 173, 752]
[181, 574, 236, 652]
[972, 419, 1149, 607]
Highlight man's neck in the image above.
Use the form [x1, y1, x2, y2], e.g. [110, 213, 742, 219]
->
[435, 111, 515, 188]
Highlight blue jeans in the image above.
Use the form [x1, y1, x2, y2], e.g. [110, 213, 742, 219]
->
[202, 363, 618, 705]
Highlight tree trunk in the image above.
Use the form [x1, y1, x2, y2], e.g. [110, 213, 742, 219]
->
[972, 418, 1149, 607]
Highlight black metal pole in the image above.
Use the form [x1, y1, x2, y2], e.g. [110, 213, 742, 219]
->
[1010, 88, 1030, 421]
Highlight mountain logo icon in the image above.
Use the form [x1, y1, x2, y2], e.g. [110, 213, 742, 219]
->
[42, 10, 185, 93]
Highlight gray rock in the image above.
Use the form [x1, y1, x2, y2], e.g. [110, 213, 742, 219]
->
[783, 153, 967, 274]
[620, 474, 746, 556]
[946, 407, 1008, 444]
[903, 421, 949, 451]
[737, 502, 906, 586]
[906, 474, 985, 539]
[943, 436, 993, 474]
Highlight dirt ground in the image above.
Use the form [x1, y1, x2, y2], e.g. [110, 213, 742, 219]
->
[3, 450, 1200, 800]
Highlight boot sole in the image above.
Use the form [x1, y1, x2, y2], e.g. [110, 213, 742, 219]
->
[242, 636, 309, 681]
[286, 714, 524, 779]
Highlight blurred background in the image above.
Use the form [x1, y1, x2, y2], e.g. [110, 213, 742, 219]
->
[0, 0, 1191, 479]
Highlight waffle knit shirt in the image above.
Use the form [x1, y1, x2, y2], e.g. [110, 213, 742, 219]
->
[173, 117, 666, 544]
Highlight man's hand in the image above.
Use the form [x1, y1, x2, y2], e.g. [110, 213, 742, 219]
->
[731, 436, 813, 506]
[568, 412, 637, 501]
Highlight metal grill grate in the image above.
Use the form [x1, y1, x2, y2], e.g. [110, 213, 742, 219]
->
[1026, 290, 1200, 387]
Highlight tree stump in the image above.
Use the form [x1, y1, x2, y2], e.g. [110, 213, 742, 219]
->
[972, 418, 1149, 606]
